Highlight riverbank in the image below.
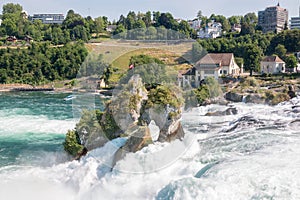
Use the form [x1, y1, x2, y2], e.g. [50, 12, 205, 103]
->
[224, 76, 300, 105]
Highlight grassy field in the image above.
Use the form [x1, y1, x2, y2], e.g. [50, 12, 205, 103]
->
[85, 40, 194, 84]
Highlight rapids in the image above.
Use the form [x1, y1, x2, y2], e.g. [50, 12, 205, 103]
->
[1, 92, 300, 199]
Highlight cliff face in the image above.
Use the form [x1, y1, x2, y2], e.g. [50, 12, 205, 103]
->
[65, 75, 185, 162]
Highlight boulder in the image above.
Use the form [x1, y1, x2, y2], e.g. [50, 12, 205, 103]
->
[205, 107, 238, 116]
[225, 92, 243, 102]
[158, 120, 185, 142]
[288, 85, 296, 99]
[245, 94, 266, 104]
[225, 116, 265, 132]
[112, 126, 153, 166]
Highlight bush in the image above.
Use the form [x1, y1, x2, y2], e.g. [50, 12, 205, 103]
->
[205, 77, 222, 98]
[193, 85, 210, 104]
[241, 77, 259, 88]
[271, 92, 290, 105]
[63, 130, 84, 157]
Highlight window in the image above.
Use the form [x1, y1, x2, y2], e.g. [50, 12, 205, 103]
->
[223, 70, 227, 74]
[204, 70, 215, 74]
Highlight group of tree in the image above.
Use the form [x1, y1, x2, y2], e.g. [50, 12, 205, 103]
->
[191, 29, 300, 73]
[0, 3, 108, 44]
[114, 11, 197, 39]
[0, 41, 88, 84]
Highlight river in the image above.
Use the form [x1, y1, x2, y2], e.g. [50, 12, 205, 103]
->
[0, 92, 300, 199]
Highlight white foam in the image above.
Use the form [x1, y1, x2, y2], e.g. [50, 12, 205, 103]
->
[0, 114, 76, 135]
[1, 97, 300, 199]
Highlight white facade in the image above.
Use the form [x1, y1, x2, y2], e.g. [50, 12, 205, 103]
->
[290, 6, 300, 29]
[189, 19, 202, 30]
[31, 14, 64, 24]
[290, 17, 300, 29]
[179, 53, 240, 87]
[261, 61, 285, 74]
[197, 22, 222, 39]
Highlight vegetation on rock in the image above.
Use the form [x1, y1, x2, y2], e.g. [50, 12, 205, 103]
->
[63, 130, 84, 157]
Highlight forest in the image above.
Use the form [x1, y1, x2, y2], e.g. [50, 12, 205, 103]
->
[0, 42, 88, 84]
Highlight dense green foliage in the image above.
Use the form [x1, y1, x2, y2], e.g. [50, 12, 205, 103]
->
[120, 54, 173, 85]
[286, 55, 298, 69]
[145, 85, 183, 109]
[0, 3, 108, 44]
[63, 130, 84, 157]
[193, 77, 222, 104]
[193, 85, 210, 105]
[95, 109, 121, 140]
[115, 11, 196, 38]
[0, 42, 88, 84]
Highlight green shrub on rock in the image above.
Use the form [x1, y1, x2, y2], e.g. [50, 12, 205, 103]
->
[63, 130, 84, 157]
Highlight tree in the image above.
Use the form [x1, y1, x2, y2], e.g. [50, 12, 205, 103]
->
[113, 24, 126, 35]
[243, 13, 258, 24]
[197, 10, 202, 19]
[95, 17, 105, 35]
[228, 16, 242, 26]
[2, 3, 22, 15]
[274, 44, 287, 59]
[143, 11, 152, 27]
[0, 69, 8, 83]
[286, 55, 297, 70]
[134, 19, 146, 29]
[117, 15, 126, 26]
[63, 10, 85, 29]
[157, 13, 178, 30]
[153, 11, 160, 25]
[146, 26, 157, 39]
[243, 44, 262, 75]
[178, 20, 192, 37]
[240, 22, 255, 35]
[1, 18, 17, 35]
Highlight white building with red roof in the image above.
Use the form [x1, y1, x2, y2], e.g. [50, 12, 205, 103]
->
[260, 55, 286, 74]
[179, 53, 240, 87]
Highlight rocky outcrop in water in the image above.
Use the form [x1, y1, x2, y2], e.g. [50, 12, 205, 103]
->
[288, 85, 296, 99]
[205, 107, 238, 116]
[225, 92, 243, 102]
[65, 75, 185, 162]
[224, 116, 265, 132]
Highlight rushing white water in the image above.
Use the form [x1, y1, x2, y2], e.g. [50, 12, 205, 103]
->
[1, 94, 300, 199]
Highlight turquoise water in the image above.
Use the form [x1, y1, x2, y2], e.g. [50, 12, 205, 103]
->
[0, 92, 105, 167]
[1, 92, 300, 199]
[0, 92, 74, 167]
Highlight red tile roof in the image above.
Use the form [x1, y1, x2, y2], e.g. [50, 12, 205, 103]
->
[196, 53, 234, 67]
[262, 56, 285, 63]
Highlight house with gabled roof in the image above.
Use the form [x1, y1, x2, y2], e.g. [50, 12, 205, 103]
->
[179, 53, 240, 87]
[260, 56, 285, 74]
[195, 53, 240, 79]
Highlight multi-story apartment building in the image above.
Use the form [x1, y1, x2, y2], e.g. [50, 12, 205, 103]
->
[30, 14, 64, 24]
[258, 3, 288, 33]
[290, 7, 300, 29]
